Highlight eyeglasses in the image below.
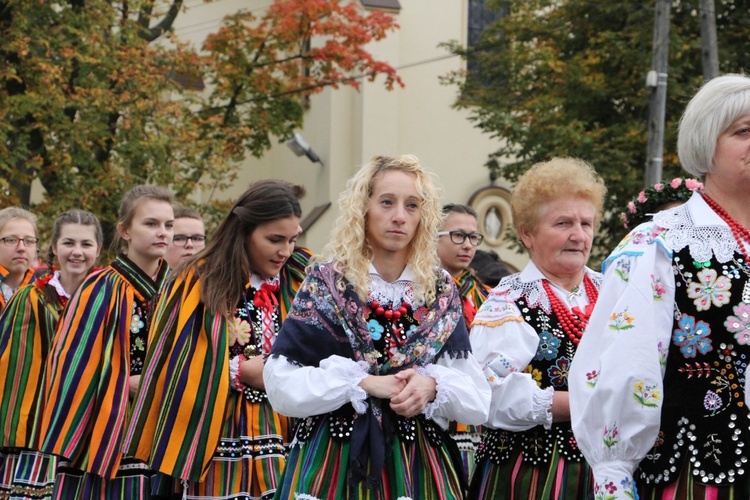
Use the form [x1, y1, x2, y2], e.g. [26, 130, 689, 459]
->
[172, 234, 206, 247]
[437, 230, 484, 246]
[0, 236, 39, 247]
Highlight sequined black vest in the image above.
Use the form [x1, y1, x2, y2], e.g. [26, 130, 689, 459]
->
[637, 246, 750, 486]
[477, 295, 585, 466]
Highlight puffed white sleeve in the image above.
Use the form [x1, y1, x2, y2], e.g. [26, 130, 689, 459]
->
[418, 352, 491, 429]
[264, 354, 370, 418]
[469, 293, 555, 431]
[569, 233, 675, 500]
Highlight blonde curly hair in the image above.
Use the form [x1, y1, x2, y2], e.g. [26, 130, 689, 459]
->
[315, 155, 443, 306]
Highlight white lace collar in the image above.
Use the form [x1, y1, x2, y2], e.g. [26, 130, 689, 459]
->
[367, 263, 418, 307]
[653, 192, 741, 263]
[248, 273, 280, 290]
[501, 261, 601, 313]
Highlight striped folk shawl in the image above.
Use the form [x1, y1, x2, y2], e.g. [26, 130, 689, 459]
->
[0, 282, 62, 448]
[455, 269, 490, 327]
[37, 255, 169, 479]
[0, 263, 36, 312]
[124, 248, 310, 482]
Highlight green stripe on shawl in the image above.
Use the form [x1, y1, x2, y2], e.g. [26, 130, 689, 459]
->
[0, 284, 60, 448]
[124, 247, 310, 481]
[37, 256, 168, 478]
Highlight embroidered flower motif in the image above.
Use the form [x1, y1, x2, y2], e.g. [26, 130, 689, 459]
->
[633, 381, 661, 407]
[130, 313, 145, 334]
[651, 274, 666, 299]
[704, 390, 723, 414]
[673, 313, 712, 358]
[608, 310, 635, 331]
[523, 365, 543, 387]
[534, 331, 560, 360]
[725, 303, 750, 345]
[657, 341, 668, 367]
[547, 357, 570, 387]
[367, 319, 384, 341]
[687, 268, 731, 311]
[389, 350, 406, 367]
[614, 258, 631, 282]
[603, 423, 618, 448]
[586, 370, 599, 388]
[228, 317, 252, 346]
[620, 477, 637, 499]
[133, 336, 145, 352]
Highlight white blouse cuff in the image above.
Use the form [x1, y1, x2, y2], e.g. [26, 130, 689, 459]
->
[535, 386, 555, 429]
[416, 364, 447, 420]
[346, 360, 370, 414]
[591, 462, 637, 500]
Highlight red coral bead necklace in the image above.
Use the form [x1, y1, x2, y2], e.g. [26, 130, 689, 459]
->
[702, 193, 750, 264]
[542, 276, 599, 346]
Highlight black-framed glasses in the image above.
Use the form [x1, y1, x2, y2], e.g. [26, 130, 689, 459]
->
[172, 234, 206, 247]
[0, 236, 39, 247]
[437, 230, 484, 246]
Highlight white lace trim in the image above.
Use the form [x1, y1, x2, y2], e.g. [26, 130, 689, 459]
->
[498, 269, 602, 315]
[654, 202, 738, 263]
[416, 364, 447, 420]
[367, 272, 419, 309]
[535, 386, 555, 430]
[228, 356, 243, 392]
[347, 360, 370, 414]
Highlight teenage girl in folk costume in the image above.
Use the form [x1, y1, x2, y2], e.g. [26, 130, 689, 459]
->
[0, 210, 102, 499]
[0, 207, 39, 313]
[37, 186, 174, 499]
[264, 155, 491, 499]
[125, 180, 311, 500]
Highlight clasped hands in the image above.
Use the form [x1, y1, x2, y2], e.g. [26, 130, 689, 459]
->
[358, 369, 437, 418]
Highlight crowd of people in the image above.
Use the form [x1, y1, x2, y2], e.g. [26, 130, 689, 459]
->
[0, 74, 748, 500]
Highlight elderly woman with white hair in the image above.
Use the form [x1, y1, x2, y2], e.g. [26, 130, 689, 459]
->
[570, 74, 750, 499]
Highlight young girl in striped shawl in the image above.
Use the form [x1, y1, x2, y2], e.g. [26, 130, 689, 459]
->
[0, 210, 102, 499]
[125, 180, 311, 500]
[37, 186, 174, 499]
[264, 155, 491, 499]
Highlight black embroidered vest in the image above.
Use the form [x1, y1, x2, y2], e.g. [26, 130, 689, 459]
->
[637, 246, 750, 486]
[477, 295, 585, 466]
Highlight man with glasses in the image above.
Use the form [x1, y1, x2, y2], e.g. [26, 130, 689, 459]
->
[438, 203, 489, 483]
[165, 205, 206, 269]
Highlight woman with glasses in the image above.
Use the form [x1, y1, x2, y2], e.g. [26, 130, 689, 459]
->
[264, 155, 490, 499]
[125, 180, 311, 500]
[469, 158, 606, 499]
[438, 203, 490, 483]
[0, 207, 39, 312]
[165, 205, 206, 269]
[0, 210, 102, 499]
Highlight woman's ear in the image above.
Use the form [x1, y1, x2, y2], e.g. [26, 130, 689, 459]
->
[117, 222, 130, 242]
[518, 226, 533, 251]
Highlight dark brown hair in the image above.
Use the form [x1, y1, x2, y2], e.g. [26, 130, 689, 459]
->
[190, 180, 304, 317]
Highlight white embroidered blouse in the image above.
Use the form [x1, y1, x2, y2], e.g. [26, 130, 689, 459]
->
[470, 261, 601, 432]
[569, 193, 750, 499]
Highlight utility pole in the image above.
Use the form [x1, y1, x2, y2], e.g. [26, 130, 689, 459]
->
[700, 0, 719, 80]
[645, 0, 671, 186]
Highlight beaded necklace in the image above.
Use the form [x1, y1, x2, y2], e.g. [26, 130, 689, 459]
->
[702, 193, 750, 264]
[541, 275, 598, 346]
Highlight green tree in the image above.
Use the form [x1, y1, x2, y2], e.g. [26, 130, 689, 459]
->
[0, 0, 401, 241]
[443, 0, 750, 262]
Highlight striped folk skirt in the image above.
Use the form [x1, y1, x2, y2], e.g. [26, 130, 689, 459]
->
[52, 458, 151, 500]
[0, 449, 56, 499]
[274, 415, 465, 500]
[469, 440, 592, 500]
[183, 395, 290, 500]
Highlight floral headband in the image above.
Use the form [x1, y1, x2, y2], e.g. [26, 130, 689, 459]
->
[620, 177, 704, 230]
